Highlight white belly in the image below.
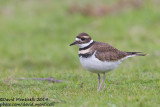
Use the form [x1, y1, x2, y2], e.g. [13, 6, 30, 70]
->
[79, 53, 122, 73]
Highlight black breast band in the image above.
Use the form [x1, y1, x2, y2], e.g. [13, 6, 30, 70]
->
[79, 53, 93, 58]
[79, 41, 95, 51]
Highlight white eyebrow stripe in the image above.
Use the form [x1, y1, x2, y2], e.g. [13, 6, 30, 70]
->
[76, 38, 80, 41]
[83, 36, 89, 38]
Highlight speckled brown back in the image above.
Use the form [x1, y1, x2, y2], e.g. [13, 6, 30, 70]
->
[90, 41, 128, 61]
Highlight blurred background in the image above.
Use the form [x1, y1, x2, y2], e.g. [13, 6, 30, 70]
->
[0, 0, 160, 107]
[0, 0, 159, 71]
[0, 0, 160, 106]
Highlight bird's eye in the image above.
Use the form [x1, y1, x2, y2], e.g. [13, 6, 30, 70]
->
[81, 38, 85, 41]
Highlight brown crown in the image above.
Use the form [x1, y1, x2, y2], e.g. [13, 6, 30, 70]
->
[75, 33, 92, 44]
[77, 32, 89, 38]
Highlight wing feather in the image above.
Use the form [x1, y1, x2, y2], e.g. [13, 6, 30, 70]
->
[91, 42, 127, 61]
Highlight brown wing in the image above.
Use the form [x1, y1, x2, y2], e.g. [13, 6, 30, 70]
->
[92, 42, 128, 61]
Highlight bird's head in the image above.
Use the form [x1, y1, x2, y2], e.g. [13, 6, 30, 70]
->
[70, 33, 93, 48]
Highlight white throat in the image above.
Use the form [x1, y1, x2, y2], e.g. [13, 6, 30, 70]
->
[76, 40, 94, 48]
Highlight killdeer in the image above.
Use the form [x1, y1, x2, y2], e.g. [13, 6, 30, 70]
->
[70, 33, 146, 92]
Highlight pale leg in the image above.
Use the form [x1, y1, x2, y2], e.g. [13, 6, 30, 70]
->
[97, 73, 100, 89]
[97, 72, 105, 92]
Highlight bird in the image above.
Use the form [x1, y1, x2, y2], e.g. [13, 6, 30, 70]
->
[70, 32, 146, 92]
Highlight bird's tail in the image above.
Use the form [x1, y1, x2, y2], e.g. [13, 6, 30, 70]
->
[126, 52, 147, 56]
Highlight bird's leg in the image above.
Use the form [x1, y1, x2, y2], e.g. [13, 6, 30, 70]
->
[97, 73, 100, 89]
[103, 83, 106, 90]
[103, 73, 106, 90]
[97, 72, 105, 92]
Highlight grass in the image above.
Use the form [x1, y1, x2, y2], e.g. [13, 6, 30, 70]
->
[0, 0, 160, 107]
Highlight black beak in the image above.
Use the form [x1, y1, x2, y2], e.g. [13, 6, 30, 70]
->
[70, 41, 77, 46]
